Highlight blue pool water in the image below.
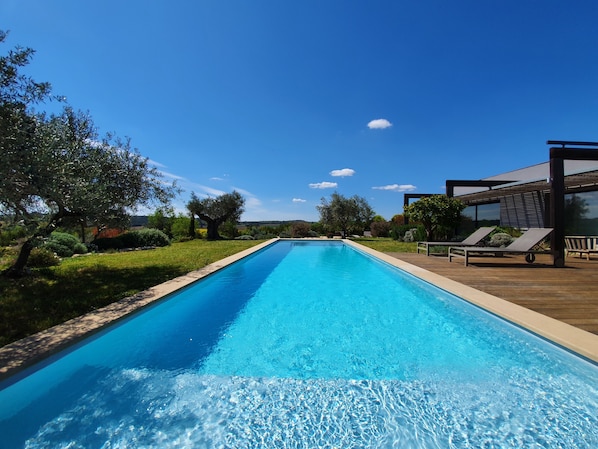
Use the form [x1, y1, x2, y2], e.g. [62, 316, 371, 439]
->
[1, 240, 597, 448]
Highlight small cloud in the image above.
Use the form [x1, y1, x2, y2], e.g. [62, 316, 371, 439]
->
[372, 184, 416, 192]
[293, 198, 307, 203]
[245, 196, 262, 208]
[309, 182, 338, 189]
[210, 177, 225, 181]
[367, 118, 392, 129]
[330, 168, 355, 177]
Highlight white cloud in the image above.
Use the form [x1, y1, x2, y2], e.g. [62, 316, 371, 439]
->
[309, 182, 338, 189]
[231, 186, 253, 197]
[367, 118, 392, 129]
[188, 183, 227, 196]
[244, 196, 262, 208]
[158, 170, 186, 181]
[372, 184, 416, 192]
[293, 198, 307, 203]
[147, 158, 168, 168]
[330, 168, 355, 177]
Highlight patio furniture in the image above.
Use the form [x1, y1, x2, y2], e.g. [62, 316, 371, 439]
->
[448, 228, 553, 266]
[565, 236, 598, 260]
[416, 226, 496, 256]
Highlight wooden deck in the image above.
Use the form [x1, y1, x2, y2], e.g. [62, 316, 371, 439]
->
[384, 252, 598, 336]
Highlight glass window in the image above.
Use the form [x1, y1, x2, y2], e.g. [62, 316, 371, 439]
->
[565, 191, 598, 235]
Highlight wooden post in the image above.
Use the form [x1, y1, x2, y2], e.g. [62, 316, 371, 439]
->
[549, 149, 565, 267]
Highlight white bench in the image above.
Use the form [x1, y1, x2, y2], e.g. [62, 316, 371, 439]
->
[565, 236, 598, 260]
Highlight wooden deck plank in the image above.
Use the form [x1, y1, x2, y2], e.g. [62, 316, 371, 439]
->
[384, 252, 598, 336]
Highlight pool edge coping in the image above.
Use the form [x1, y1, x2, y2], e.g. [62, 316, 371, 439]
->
[346, 240, 598, 363]
[2, 238, 597, 381]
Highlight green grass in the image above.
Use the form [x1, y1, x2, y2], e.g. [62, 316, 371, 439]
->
[353, 238, 417, 253]
[0, 238, 416, 348]
[0, 239, 264, 347]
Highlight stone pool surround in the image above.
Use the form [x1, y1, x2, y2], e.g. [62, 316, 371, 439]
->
[1, 238, 597, 380]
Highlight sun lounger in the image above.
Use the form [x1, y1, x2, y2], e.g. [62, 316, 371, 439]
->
[448, 228, 553, 266]
[565, 236, 598, 260]
[416, 226, 496, 256]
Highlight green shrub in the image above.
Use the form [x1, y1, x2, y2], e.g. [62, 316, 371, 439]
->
[42, 232, 87, 257]
[92, 229, 170, 250]
[235, 235, 254, 240]
[370, 221, 391, 238]
[391, 224, 425, 241]
[48, 232, 79, 249]
[43, 241, 73, 257]
[93, 236, 125, 250]
[175, 236, 194, 243]
[254, 233, 277, 240]
[290, 222, 311, 238]
[117, 232, 139, 248]
[489, 232, 513, 247]
[28, 247, 60, 267]
[132, 228, 171, 247]
[73, 242, 88, 254]
[171, 216, 192, 240]
[0, 225, 28, 246]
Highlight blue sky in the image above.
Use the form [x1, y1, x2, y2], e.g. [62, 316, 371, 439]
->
[3, 1, 598, 221]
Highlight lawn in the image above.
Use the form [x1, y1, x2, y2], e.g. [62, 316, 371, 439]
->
[0, 239, 264, 347]
[0, 238, 416, 348]
[354, 238, 417, 253]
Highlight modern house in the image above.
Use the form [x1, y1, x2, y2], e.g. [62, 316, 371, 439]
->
[405, 141, 598, 267]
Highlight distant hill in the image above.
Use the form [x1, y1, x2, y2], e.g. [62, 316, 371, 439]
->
[130, 217, 313, 228]
[130, 216, 149, 227]
[239, 220, 313, 227]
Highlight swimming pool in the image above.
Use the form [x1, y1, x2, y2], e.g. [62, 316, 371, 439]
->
[1, 240, 597, 447]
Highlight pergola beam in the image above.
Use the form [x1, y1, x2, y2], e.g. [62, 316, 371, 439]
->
[445, 180, 515, 198]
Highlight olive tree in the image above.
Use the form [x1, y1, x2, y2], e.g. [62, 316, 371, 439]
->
[317, 192, 375, 237]
[2, 108, 178, 276]
[186, 191, 245, 240]
[403, 194, 465, 241]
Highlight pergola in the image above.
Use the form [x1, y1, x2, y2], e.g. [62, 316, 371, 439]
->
[408, 141, 598, 267]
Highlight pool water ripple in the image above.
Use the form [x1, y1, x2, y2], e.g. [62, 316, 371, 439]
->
[15, 367, 598, 448]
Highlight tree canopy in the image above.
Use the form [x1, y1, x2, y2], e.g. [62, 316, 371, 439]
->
[316, 192, 375, 237]
[0, 32, 178, 276]
[403, 194, 465, 241]
[187, 191, 245, 240]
